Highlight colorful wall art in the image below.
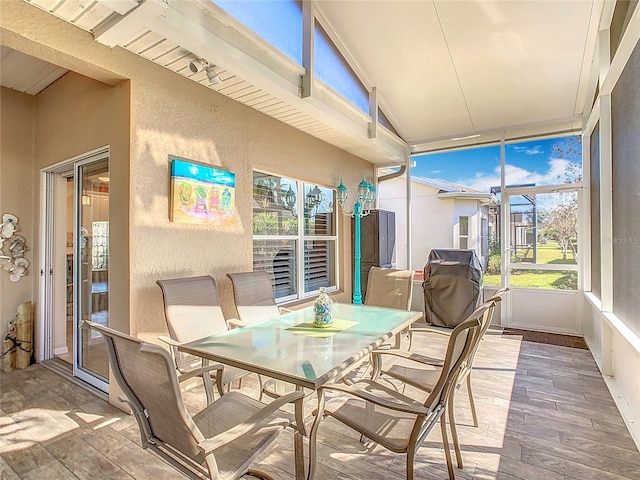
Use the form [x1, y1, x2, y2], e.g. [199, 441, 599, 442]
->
[170, 158, 239, 226]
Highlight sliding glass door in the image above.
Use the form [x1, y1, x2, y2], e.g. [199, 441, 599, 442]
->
[74, 157, 110, 390]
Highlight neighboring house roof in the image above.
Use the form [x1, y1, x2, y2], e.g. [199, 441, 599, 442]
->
[436, 191, 500, 205]
[383, 174, 500, 205]
[410, 175, 479, 193]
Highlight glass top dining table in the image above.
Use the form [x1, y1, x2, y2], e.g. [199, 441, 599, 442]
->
[178, 302, 423, 391]
[179, 302, 422, 480]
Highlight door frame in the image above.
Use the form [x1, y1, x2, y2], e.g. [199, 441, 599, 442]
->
[38, 146, 110, 393]
[501, 183, 583, 333]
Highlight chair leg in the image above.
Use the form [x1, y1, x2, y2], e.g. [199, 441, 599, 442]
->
[215, 373, 226, 397]
[466, 374, 478, 427]
[440, 414, 456, 480]
[307, 390, 326, 480]
[371, 352, 383, 381]
[447, 390, 463, 468]
[406, 448, 416, 480]
[257, 374, 265, 401]
[202, 372, 215, 405]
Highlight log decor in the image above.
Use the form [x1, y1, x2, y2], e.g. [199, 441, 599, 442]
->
[1, 301, 33, 372]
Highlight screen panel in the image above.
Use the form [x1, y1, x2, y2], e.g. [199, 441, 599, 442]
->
[611, 39, 640, 336]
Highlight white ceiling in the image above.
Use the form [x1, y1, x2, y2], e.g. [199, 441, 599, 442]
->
[317, 0, 597, 146]
[2, 0, 602, 161]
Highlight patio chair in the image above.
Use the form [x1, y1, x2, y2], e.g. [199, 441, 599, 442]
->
[226, 270, 296, 400]
[365, 266, 415, 310]
[226, 270, 291, 325]
[408, 287, 508, 350]
[371, 293, 506, 469]
[157, 275, 255, 405]
[365, 267, 415, 350]
[307, 315, 484, 480]
[83, 320, 305, 480]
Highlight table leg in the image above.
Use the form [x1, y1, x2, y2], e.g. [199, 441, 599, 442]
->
[306, 389, 325, 480]
[294, 430, 305, 480]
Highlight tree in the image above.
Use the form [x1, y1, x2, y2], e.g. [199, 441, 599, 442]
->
[552, 135, 582, 183]
[539, 193, 578, 260]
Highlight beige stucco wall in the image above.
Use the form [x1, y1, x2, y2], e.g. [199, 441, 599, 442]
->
[0, 88, 35, 342]
[1, 0, 371, 402]
[125, 34, 368, 343]
[35, 71, 131, 337]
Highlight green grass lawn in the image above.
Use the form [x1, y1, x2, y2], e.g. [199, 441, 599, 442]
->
[513, 241, 576, 264]
[485, 241, 577, 289]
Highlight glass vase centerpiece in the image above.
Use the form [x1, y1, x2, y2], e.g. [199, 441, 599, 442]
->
[313, 288, 334, 328]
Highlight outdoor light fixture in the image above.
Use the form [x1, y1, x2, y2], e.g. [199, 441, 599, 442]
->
[188, 58, 223, 85]
[188, 58, 208, 73]
[336, 176, 376, 304]
[205, 65, 222, 85]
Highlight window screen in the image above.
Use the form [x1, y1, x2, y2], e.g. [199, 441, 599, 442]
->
[611, 39, 640, 337]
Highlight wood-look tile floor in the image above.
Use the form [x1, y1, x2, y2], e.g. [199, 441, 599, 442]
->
[1, 328, 639, 479]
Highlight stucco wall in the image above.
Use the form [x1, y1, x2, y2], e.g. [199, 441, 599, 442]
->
[0, 88, 35, 342]
[35, 72, 131, 336]
[126, 62, 369, 342]
[1, 0, 371, 371]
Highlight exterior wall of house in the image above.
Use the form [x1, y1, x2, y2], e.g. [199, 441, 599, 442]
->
[0, 88, 35, 342]
[378, 177, 489, 270]
[34, 72, 132, 338]
[1, 0, 371, 405]
[378, 176, 453, 270]
[452, 198, 484, 262]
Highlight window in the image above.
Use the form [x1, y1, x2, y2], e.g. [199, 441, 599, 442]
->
[213, 0, 302, 63]
[253, 171, 336, 302]
[212, 1, 372, 116]
[458, 216, 469, 249]
[314, 23, 369, 114]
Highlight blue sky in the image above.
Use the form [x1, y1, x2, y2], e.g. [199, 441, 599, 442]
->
[411, 137, 581, 192]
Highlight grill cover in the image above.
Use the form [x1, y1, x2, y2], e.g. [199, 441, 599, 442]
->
[423, 249, 483, 327]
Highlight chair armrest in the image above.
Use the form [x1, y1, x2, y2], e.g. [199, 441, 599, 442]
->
[371, 348, 444, 367]
[227, 318, 248, 329]
[158, 335, 182, 347]
[198, 390, 305, 454]
[177, 364, 224, 383]
[409, 325, 452, 337]
[318, 381, 428, 416]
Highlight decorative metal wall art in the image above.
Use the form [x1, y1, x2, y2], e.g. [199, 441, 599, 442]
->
[0, 214, 29, 282]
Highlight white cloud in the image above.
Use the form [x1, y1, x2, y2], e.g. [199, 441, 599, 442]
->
[512, 145, 544, 155]
[454, 158, 572, 192]
[430, 170, 441, 174]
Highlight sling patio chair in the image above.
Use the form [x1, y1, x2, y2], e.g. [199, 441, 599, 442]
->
[365, 266, 415, 311]
[84, 320, 305, 480]
[338, 267, 416, 384]
[226, 270, 299, 400]
[370, 296, 504, 470]
[408, 287, 509, 350]
[157, 275, 256, 405]
[226, 270, 292, 325]
[307, 316, 483, 480]
[405, 287, 508, 424]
